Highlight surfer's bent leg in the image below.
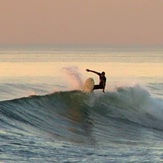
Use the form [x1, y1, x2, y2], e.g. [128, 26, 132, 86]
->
[93, 85, 103, 90]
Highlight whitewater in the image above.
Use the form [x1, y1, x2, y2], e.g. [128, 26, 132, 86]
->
[0, 46, 163, 162]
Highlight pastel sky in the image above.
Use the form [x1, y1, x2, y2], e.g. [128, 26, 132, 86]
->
[0, 0, 163, 45]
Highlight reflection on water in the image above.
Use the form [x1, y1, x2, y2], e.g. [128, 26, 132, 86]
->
[0, 61, 162, 82]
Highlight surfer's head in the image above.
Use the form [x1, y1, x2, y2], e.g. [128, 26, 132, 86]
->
[102, 71, 105, 76]
[102, 71, 105, 74]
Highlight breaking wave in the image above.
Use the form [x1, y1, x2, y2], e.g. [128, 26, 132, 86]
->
[0, 85, 163, 144]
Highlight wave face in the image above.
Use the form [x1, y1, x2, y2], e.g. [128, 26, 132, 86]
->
[0, 85, 163, 145]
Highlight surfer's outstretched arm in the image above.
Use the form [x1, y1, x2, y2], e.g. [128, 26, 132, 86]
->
[86, 69, 100, 75]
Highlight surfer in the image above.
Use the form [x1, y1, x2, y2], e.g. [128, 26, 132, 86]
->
[86, 69, 106, 92]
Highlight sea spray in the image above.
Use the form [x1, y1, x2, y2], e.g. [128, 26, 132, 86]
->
[62, 66, 83, 90]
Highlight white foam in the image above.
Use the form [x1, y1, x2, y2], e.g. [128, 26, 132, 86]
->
[100, 85, 163, 130]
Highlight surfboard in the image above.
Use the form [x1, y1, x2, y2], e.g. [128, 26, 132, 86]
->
[82, 78, 94, 93]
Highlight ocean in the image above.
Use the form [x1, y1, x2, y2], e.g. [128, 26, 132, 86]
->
[0, 46, 163, 162]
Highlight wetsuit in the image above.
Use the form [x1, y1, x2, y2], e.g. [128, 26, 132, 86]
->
[93, 73, 106, 90]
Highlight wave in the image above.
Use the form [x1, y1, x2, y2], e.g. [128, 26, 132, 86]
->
[0, 85, 163, 144]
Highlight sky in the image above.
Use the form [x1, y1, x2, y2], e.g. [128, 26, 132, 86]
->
[0, 0, 163, 46]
